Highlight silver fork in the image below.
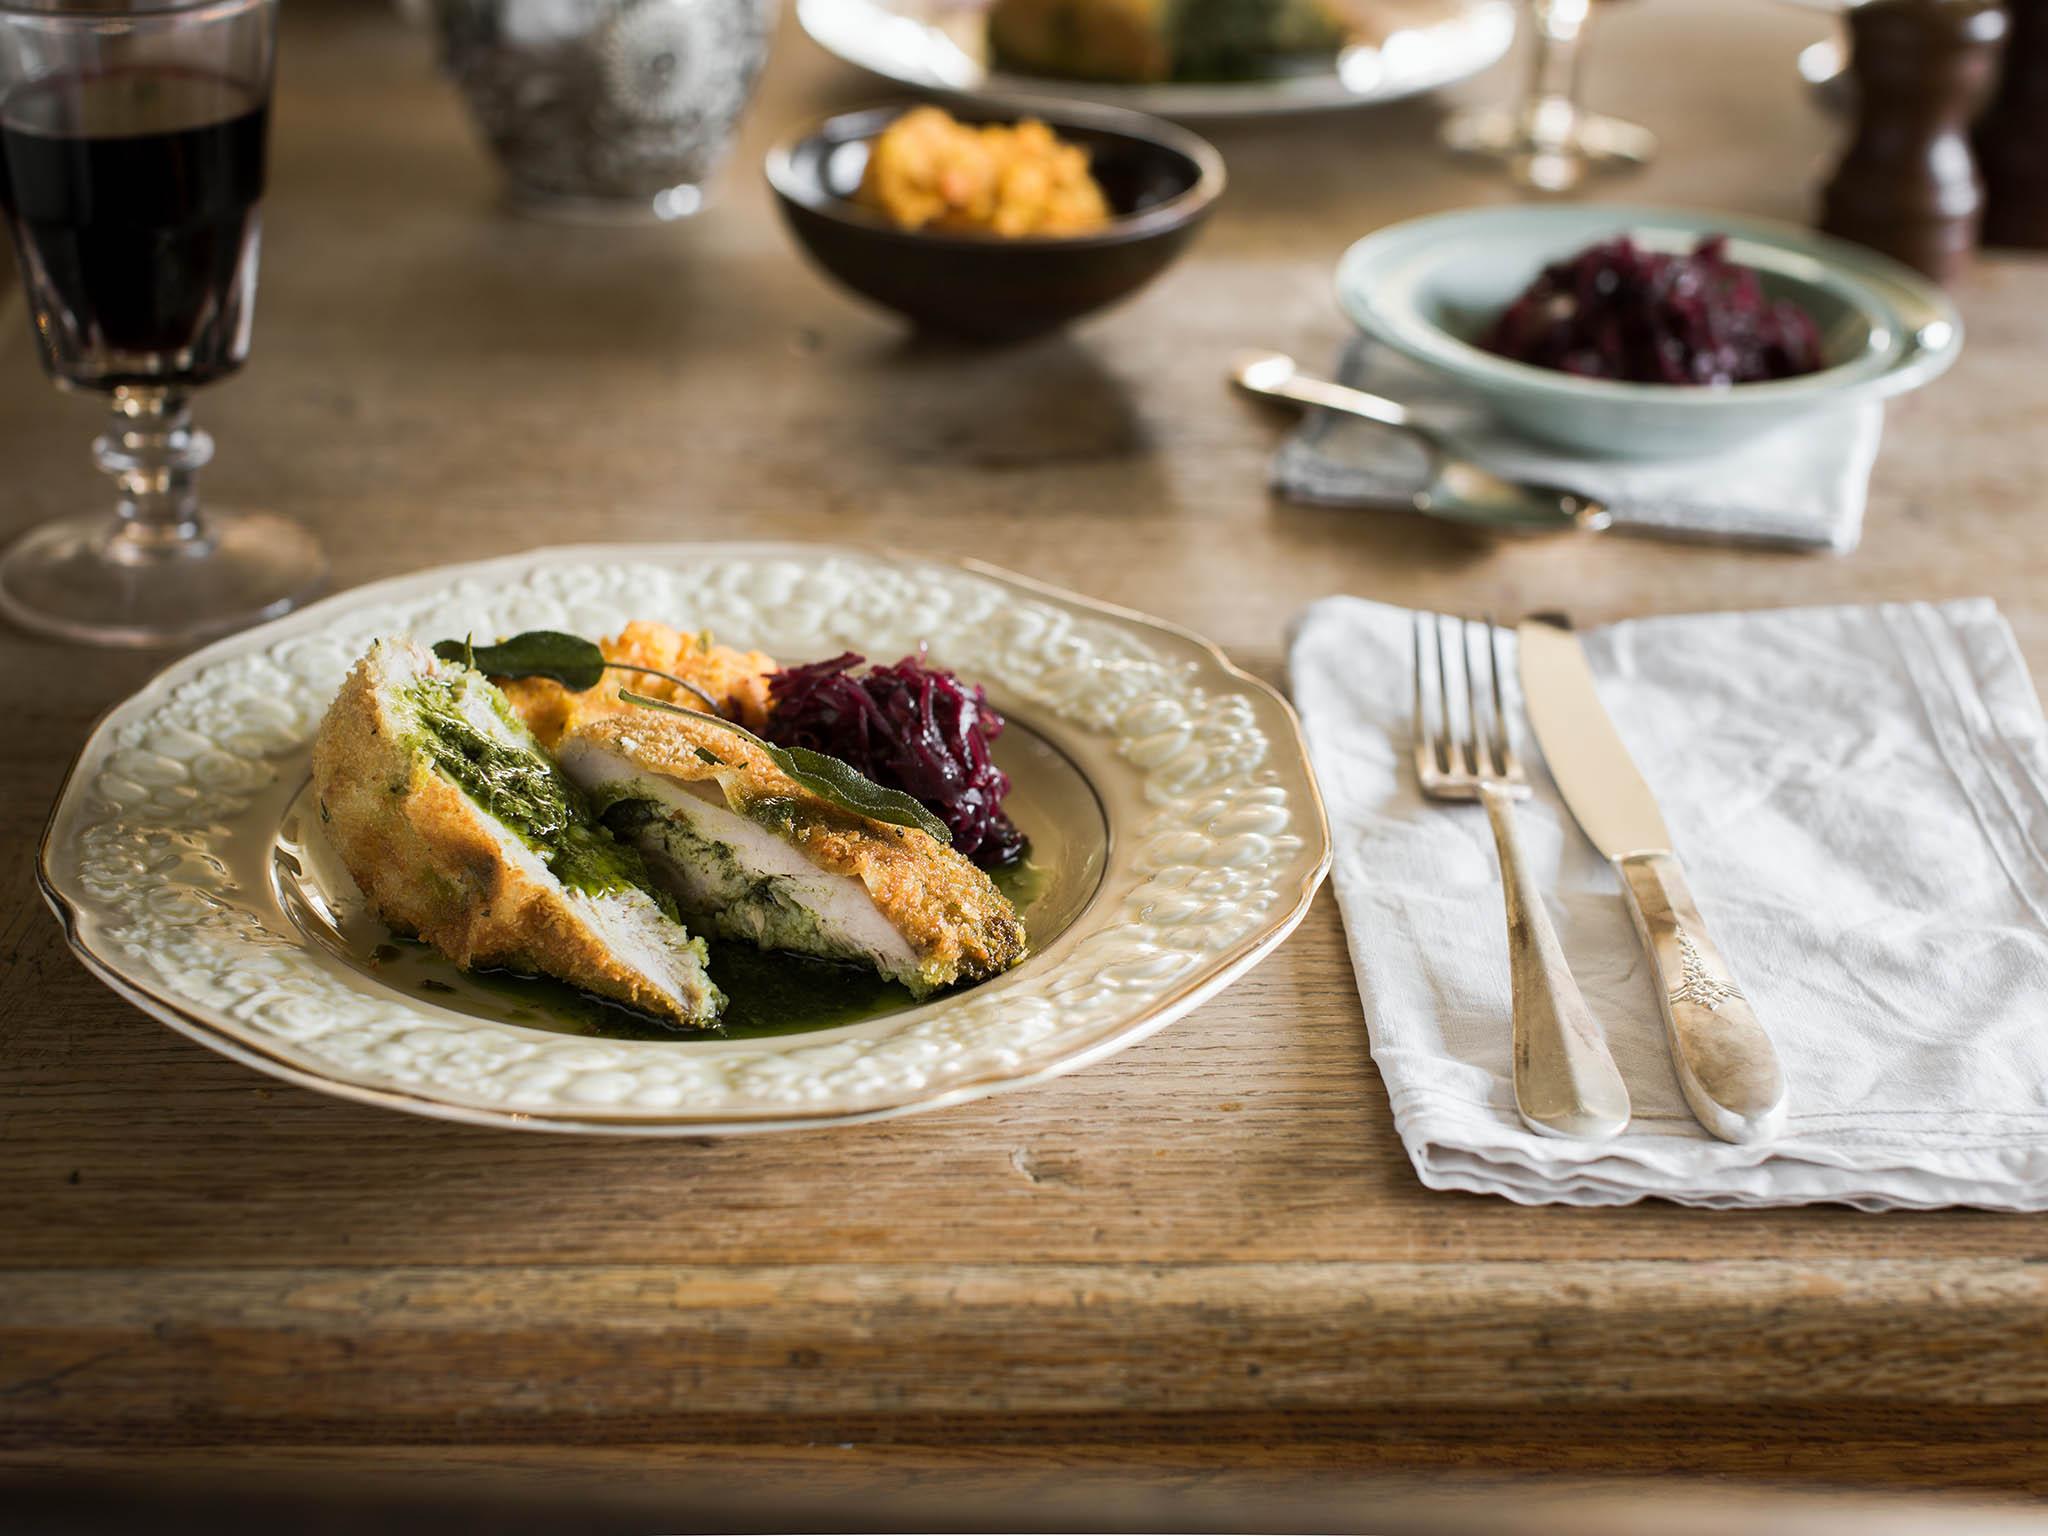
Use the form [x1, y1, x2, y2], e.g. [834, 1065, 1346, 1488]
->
[1413, 613, 1631, 1141]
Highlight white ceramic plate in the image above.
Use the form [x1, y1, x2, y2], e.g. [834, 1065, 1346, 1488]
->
[39, 545, 1331, 1135]
[797, 0, 1514, 118]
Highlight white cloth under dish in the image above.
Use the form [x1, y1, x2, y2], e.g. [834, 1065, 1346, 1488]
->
[1271, 338, 1885, 552]
[1289, 594, 2048, 1210]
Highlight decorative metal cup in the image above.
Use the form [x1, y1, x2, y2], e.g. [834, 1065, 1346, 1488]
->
[432, 0, 778, 221]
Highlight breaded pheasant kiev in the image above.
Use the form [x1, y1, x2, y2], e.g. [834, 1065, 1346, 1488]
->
[312, 639, 723, 1029]
[556, 710, 1027, 997]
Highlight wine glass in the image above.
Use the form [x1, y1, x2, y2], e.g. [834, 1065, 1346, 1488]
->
[1441, 0, 1657, 194]
[0, 0, 322, 648]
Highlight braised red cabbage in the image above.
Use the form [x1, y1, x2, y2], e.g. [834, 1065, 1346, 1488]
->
[764, 651, 1027, 868]
[1479, 235, 1825, 386]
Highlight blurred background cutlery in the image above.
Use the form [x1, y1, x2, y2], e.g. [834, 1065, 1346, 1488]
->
[1233, 350, 1611, 534]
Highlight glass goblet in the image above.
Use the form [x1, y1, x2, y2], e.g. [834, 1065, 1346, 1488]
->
[0, 0, 323, 647]
[1441, 0, 1658, 194]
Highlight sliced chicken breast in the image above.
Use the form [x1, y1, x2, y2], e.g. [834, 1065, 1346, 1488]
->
[312, 638, 723, 1030]
[555, 711, 1027, 997]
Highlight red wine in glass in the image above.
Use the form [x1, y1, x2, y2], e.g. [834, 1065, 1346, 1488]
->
[0, 0, 320, 650]
[0, 67, 268, 390]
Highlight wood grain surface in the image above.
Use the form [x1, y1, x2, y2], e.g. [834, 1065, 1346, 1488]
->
[4, 0, 2048, 1504]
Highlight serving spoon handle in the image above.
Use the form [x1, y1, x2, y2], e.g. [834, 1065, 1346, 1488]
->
[1230, 349, 1610, 535]
[1231, 352, 1449, 451]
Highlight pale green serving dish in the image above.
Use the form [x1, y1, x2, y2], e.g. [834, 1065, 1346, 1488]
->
[1334, 204, 1962, 459]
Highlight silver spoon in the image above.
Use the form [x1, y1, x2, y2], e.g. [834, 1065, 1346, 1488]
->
[1231, 350, 1612, 534]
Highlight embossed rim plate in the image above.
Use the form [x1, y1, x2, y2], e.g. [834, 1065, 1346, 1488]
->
[39, 544, 1331, 1135]
[796, 0, 1515, 119]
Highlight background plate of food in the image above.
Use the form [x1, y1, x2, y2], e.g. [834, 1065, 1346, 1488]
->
[39, 545, 1330, 1135]
[797, 0, 1515, 118]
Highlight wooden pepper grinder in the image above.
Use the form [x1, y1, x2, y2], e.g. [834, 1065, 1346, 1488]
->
[1976, 0, 2048, 245]
[1820, 0, 2008, 285]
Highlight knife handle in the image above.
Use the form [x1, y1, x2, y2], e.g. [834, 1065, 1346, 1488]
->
[1480, 783, 1631, 1141]
[1616, 851, 1787, 1144]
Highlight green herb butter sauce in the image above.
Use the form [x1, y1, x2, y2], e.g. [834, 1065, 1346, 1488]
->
[402, 674, 672, 911]
[990, 855, 1049, 911]
[370, 853, 1049, 1043]
[377, 935, 920, 1041]
[407, 679, 572, 839]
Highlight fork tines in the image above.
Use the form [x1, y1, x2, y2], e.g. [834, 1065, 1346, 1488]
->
[1411, 612, 1526, 799]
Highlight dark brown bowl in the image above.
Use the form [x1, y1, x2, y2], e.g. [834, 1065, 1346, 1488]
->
[765, 102, 1226, 342]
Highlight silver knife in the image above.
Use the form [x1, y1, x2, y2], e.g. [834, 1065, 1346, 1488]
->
[1517, 618, 1787, 1144]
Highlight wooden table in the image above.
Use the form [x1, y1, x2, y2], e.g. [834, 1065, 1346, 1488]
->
[5, 0, 2048, 1511]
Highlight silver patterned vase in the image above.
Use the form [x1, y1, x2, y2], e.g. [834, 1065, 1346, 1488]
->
[432, 0, 778, 221]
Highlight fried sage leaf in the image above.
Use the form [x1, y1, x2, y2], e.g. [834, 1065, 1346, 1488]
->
[433, 630, 724, 713]
[617, 690, 953, 845]
[434, 630, 605, 690]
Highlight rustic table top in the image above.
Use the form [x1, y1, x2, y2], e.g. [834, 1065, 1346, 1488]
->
[4, 0, 2047, 1504]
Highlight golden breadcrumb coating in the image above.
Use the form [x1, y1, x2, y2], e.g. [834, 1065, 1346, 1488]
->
[312, 643, 720, 1029]
[568, 709, 1027, 993]
[856, 106, 1111, 237]
[500, 620, 780, 749]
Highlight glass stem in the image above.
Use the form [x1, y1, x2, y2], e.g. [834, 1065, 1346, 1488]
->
[1521, 0, 1592, 146]
[93, 386, 215, 563]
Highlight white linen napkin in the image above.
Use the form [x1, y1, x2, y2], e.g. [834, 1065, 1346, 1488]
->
[1272, 338, 1885, 552]
[1289, 594, 2048, 1210]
